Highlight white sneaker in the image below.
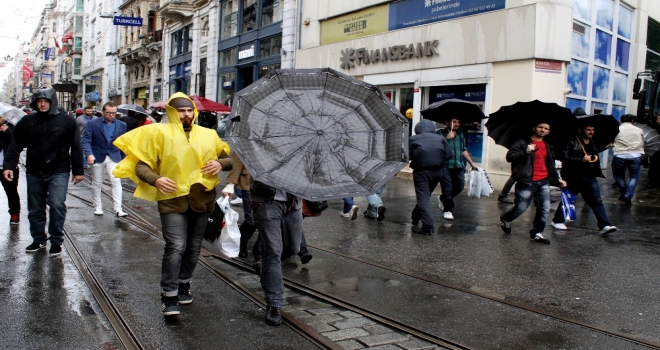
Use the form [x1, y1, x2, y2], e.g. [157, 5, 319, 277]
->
[116, 211, 128, 217]
[347, 205, 358, 220]
[551, 222, 568, 230]
[530, 233, 550, 244]
[599, 226, 617, 234]
[230, 198, 243, 205]
[443, 212, 454, 220]
[94, 208, 103, 215]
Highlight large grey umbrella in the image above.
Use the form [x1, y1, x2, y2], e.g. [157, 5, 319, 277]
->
[226, 68, 409, 201]
[639, 124, 660, 156]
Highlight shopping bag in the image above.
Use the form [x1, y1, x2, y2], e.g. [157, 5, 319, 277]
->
[466, 169, 483, 198]
[560, 188, 578, 221]
[203, 202, 225, 243]
[480, 169, 494, 197]
[215, 196, 241, 257]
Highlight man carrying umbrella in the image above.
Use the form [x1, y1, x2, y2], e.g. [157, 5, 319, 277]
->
[437, 117, 478, 220]
[550, 119, 617, 234]
[499, 121, 566, 243]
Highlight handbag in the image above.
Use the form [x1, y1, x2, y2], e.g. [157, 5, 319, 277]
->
[203, 202, 225, 243]
[302, 199, 328, 217]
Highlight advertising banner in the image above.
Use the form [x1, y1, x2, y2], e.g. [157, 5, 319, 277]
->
[22, 64, 33, 87]
[113, 16, 143, 27]
[388, 0, 506, 31]
[321, 4, 389, 45]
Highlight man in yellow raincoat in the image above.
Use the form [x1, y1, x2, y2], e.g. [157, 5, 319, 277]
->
[113, 92, 232, 316]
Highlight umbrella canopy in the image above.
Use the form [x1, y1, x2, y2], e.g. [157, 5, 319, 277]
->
[638, 124, 660, 156]
[0, 103, 26, 125]
[575, 114, 620, 152]
[226, 68, 410, 201]
[117, 104, 149, 116]
[485, 100, 577, 149]
[420, 99, 486, 124]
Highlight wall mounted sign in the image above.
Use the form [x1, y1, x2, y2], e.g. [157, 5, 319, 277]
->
[113, 16, 143, 27]
[535, 59, 562, 74]
[388, 0, 505, 31]
[340, 40, 439, 69]
[321, 5, 388, 45]
[238, 46, 255, 60]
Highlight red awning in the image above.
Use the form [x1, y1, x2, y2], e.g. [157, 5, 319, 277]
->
[150, 96, 231, 113]
[61, 32, 74, 43]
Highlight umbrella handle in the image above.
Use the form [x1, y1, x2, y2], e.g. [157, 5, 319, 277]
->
[576, 135, 599, 163]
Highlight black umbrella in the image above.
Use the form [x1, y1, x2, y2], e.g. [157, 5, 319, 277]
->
[485, 100, 577, 149]
[117, 104, 148, 116]
[575, 114, 620, 152]
[420, 99, 486, 124]
[226, 68, 410, 201]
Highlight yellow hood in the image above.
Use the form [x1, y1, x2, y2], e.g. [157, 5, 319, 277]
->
[112, 92, 231, 202]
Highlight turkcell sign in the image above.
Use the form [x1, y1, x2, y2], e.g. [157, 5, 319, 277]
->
[113, 16, 143, 27]
[389, 0, 506, 31]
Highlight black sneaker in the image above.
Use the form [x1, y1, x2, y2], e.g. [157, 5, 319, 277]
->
[49, 245, 62, 257]
[500, 216, 511, 234]
[300, 252, 313, 264]
[412, 226, 433, 235]
[498, 196, 514, 204]
[26, 242, 46, 253]
[376, 206, 386, 221]
[178, 283, 193, 305]
[530, 233, 550, 244]
[264, 305, 282, 326]
[161, 295, 180, 316]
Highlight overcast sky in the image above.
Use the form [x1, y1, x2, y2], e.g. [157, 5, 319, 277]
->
[0, 0, 54, 87]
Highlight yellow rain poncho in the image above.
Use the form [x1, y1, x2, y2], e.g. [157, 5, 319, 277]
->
[112, 92, 231, 202]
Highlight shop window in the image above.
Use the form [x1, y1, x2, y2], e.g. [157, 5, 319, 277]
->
[258, 63, 280, 78]
[259, 36, 281, 58]
[171, 32, 179, 57]
[595, 30, 612, 65]
[182, 26, 190, 53]
[573, 0, 591, 24]
[242, 0, 257, 33]
[566, 98, 586, 113]
[613, 72, 627, 103]
[220, 0, 238, 40]
[617, 5, 632, 39]
[219, 71, 236, 106]
[596, 0, 614, 31]
[261, 0, 283, 27]
[616, 40, 630, 71]
[592, 66, 610, 100]
[647, 20, 660, 57]
[572, 22, 590, 59]
[568, 60, 589, 97]
[219, 48, 236, 67]
[612, 105, 626, 120]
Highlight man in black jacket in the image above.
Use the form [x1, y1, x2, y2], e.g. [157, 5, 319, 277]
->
[2, 88, 84, 257]
[500, 122, 566, 244]
[550, 123, 617, 234]
[409, 120, 452, 234]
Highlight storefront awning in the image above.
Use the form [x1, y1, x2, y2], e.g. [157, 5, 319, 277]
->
[52, 83, 78, 93]
[61, 32, 74, 43]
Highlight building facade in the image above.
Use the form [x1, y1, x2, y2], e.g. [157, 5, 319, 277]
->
[295, 0, 660, 186]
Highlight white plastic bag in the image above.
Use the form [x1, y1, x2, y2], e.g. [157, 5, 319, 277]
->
[215, 196, 240, 257]
[467, 169, 483, 198]
[480, 169, 494, 197]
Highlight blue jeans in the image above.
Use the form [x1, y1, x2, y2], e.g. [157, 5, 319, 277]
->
[342, 197, 355, 214]
[612, 156, 641, 199]
[255, 201, 303, 307]
[26, 173, 70, 245]
[366, 185, 386, 216]
[553, 177, 611, 229]
[159, 208, 211, 297]
[235, 188, 243, 199]
[439, 168, 464, 213]
[502, 179, 551, 235]
[412, 169, 447, 231]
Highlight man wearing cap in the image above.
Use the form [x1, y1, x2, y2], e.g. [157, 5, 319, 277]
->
[113, 92, 232, 317]
[3, 88, 84, 257]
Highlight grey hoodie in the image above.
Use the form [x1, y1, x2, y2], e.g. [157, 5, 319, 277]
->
[408, 120, 452, 170]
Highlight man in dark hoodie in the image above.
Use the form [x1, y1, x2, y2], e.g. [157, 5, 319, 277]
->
[2, 88, 84, 256]
[499, 121, 566, 244]
[409, 119, 452, 234]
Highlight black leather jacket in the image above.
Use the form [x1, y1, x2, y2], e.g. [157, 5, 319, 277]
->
[506, 138, 561, 186]
[560, 136, 604, 180]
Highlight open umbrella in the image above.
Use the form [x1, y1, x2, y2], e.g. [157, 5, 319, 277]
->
[0, 103, 26, 125]
[574, 114, 620, 152]
[420, 99, 485, 124]
[226, 68, 410, 201]
[485, 100, 577, 149]
[638, 124, 660, 156]
[117, 104, 148, 116]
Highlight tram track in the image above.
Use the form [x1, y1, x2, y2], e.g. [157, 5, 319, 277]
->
[91, 176, 660, 349]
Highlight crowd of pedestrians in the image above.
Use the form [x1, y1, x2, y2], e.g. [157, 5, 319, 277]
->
[2, 87, 655, 327]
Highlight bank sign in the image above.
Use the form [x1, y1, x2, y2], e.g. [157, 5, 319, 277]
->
[389, 0, 506, 30]
[340, 40, 439, 69]
[113, 16, 143, 27]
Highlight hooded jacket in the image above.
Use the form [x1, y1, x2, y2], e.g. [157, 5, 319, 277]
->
[112, 92, 232, 213]
[3, 88, 83, 176]
[408, 120, 452, 170]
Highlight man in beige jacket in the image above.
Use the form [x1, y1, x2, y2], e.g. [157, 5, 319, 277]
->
[611, 114, 645, 205]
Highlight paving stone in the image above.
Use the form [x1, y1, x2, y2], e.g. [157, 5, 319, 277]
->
[332, 317, 377, 329]
[307, 308, 342, 315]
[288, 296, 333, 309]
[306, 322, 338, 333]
[282, 309, 312, 318]
[298, 313, 344, 325]
[322, 328, 370, 341]
[358, 333, 409, 347]
[336, 339, 366, 350]
[363, 345, 404, 350]
[363, 324, 394, 335]
[396, 338, 437, 350]
[339, 310, 363, 319]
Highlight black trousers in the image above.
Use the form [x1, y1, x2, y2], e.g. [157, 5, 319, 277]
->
[1, 168, 20, 215]
[412, 168, 449, 230]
